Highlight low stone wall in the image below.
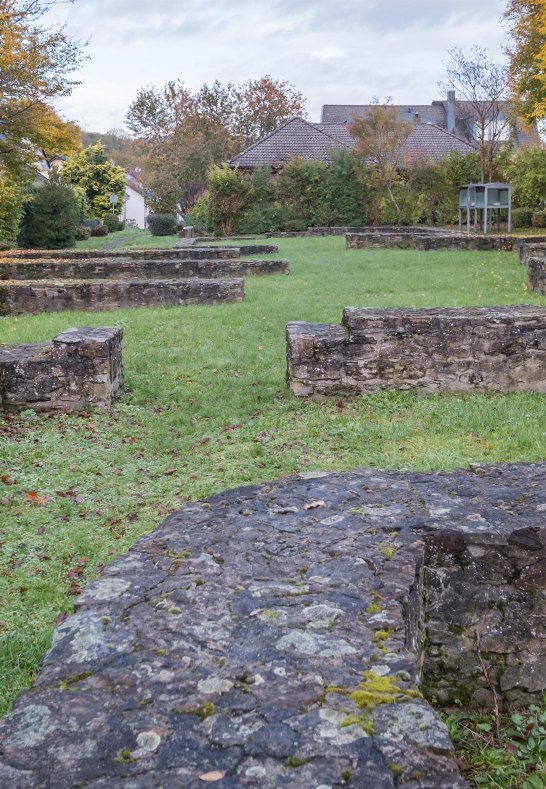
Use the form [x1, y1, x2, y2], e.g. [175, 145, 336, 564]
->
[310, 226, 453, 236]
[196, 243, 279, 256]
[286, 306, 546, 397]
[1, 462, 546, 786]
[1, 247, 239, 261]
[0, 278, 244, 315]
[0, 257, 289, 281]
[346, 231, 517, 251]
[0, 327, 123, 412]
[528, 257, 546, 294]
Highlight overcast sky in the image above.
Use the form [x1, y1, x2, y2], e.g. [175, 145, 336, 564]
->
[46, 0, 509, 133]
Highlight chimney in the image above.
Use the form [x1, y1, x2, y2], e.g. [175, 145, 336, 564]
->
[414, 112, 420, 124]
[447, 90, 456, 134]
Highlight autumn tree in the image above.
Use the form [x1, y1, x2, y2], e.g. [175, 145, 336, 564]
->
[60, 143, 126, 218]
[125, 76, 306, 214]
[440, 47, 513, 182]
[0, 0, 83, 175]
[504, 0, 546, 123]
[348, 102, 413, 224]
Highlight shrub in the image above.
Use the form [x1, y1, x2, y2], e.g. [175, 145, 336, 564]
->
[0, 239, 15, 251]
[531, 210, 546, 228]
[90, 224, 108, 237]
[102, 213, 123, 232]
[511, 208, 534, 228]
[188, 193, 213, 233]
[207, 165, 254, 236]
[75, 225, 90, 240]
[18, 181, 79, 249]
[284, 219, 307, 232]
[147, 214, 178, 236]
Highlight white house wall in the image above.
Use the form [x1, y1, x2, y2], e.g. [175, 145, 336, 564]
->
[122, 185, 148, 229]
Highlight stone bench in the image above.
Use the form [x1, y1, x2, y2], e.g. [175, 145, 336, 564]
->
[0, 327, 122, 412]
[1, 462, 545, 787]
[286, 306, 546, 397]
[0, 278, 244, 315]
[0, 258, 289, 281]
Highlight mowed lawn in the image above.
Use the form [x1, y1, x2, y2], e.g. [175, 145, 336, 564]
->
[1, 236, 545, 715]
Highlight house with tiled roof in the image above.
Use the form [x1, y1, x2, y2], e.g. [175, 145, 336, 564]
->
[321, 92, 537, 148]
[230, 114, 475, 171]
[231, 92, 538, 171]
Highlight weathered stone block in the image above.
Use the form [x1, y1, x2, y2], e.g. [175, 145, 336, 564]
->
[287, 307, 546, 396]
[0, 278, 244, 315]
[0, 326, 123, 412]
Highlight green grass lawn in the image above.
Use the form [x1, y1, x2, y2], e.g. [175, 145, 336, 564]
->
[75, 226, 180, 249]
[1, 236, 545, 718]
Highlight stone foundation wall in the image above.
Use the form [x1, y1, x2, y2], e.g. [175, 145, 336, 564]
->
[0, 247, 239, 261]
[0, 257, 289, 281]
[346, 231, 517, 251]
[0, 278, 244, 315]
[197, 244, 279, 256]
[0, 327, 123, 412]
[310, 226, 452, 236]
[286, 306, 546, 397]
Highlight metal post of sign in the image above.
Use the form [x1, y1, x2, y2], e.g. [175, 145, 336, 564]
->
[109, 194, 119, 215]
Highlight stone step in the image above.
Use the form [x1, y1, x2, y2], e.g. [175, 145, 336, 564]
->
[0, 278, 244, 315]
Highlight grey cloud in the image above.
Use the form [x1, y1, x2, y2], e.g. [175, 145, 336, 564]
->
[269, 0, 505, 33]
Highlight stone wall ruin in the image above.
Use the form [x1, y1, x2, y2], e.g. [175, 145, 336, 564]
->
[0, 463, 545, 786]
[286, 306, 546, 397]
[0, 326, 123, 412]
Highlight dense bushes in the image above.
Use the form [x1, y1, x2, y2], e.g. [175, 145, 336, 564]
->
[102, 213, 124, 232]
[18, 181, 79, 249]
[512, 208, 534, 228]
[90, 224, 108, 237]
[147, 213, 178, 236]
[184, 146, 545, 236]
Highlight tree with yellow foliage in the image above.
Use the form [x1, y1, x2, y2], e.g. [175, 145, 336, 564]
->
[0, 0, 83, 175]
[504, 0, 546, 122]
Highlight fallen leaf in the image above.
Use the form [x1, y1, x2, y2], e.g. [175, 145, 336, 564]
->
[304, 499, 326, 510]
[336, 399, 345, 410]
[199, 771, 225, 782]
[164, 468, 176, 476]
[1, 474, 12, 485]
[24, 490, 50, 506]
